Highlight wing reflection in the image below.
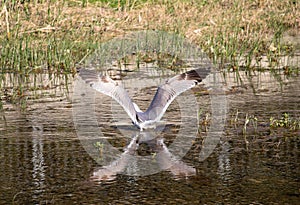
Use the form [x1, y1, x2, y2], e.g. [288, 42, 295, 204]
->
[92, 131, 196, 182]
[31, 118, 46, 199]
[92, 134, 139, 181]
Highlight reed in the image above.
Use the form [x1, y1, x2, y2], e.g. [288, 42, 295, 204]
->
[0, 0, 299, 109]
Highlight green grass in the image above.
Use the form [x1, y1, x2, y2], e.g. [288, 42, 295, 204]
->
[1, 0, 298, 72]
[0, 0, 299, 109]
[270, 113, 300, 131]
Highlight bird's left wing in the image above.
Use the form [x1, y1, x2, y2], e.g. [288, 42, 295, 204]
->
[78, 69, 138, 124]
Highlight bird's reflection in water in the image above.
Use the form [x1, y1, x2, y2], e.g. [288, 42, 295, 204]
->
[92, 131, 196, 182]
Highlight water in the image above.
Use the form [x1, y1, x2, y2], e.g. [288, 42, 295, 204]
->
[0, 67, 299, 204]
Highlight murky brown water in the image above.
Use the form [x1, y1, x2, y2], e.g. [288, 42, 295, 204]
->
[0, 66, 299, 204]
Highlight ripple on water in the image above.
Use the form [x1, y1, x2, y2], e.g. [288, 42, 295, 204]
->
[0, 69, 299, 204]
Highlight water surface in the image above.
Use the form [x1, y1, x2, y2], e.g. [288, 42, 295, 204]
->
[0, 67, 299, 204]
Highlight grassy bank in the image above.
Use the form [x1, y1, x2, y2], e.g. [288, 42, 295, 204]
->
[0, 0, 299, 108]
[1, 0, 299, 72]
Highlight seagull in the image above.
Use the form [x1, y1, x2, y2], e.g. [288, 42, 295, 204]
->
[79, 68, 206, 131]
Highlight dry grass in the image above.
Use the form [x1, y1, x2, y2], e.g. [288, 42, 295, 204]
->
[0, 0, 299, 72]
[0, 0, 299, 110]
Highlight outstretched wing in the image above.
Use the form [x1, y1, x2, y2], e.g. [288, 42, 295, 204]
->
[145, 69, 204, 122]
[78, 69, 138, 124]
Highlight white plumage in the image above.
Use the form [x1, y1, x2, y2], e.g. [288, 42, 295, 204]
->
[79, 68, 205, 131]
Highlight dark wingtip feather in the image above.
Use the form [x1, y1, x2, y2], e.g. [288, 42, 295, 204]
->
[78, 69, 99, 84]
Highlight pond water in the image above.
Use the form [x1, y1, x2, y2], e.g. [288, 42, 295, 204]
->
[0, 65, 299, 204]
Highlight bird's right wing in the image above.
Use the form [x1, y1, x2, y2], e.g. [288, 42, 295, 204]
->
[145, 69, 204, 122]
[78, 69, 138, 124]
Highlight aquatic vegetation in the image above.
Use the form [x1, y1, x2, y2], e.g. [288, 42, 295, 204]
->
[0, 0, 299, 111]
[94, 141, 105, 157]
[242, 113, 258, 135]
[270, 113, 300, 130]
[227, 109, 300, 143]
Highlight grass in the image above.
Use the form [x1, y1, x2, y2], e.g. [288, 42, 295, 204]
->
[0, 0, 299, 107]
[270, 113, 300, 130]
[227, 110, 299, 143]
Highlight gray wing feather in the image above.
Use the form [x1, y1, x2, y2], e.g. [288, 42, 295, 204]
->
[145, 69, 203, 121]
[79, 69, 138, 124]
